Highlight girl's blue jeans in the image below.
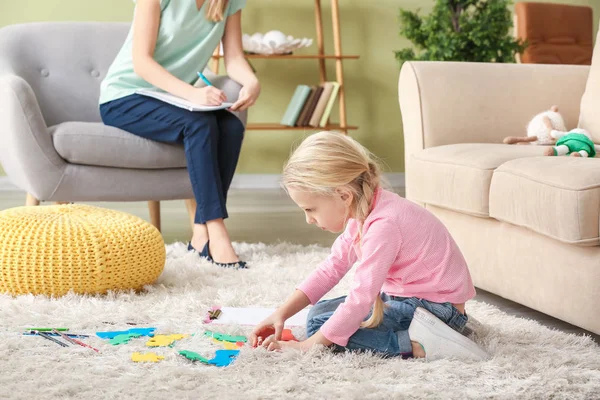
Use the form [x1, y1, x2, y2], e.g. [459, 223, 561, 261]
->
[100, 94, 245, 224]
[306, 293, 468, 357]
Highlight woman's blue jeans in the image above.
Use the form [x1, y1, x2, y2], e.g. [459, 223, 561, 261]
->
[100, 94, 245, 224]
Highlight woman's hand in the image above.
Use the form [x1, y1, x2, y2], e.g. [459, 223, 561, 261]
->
[230, 80, 260, 111]
[187, 86, 227, 106]
[249, 311, 285, 347]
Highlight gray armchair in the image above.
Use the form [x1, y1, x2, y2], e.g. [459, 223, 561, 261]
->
[0, 22, 246, 232]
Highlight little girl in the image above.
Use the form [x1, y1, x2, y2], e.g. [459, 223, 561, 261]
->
[250, 132, 488, 361]
[100, 0, 258, 268]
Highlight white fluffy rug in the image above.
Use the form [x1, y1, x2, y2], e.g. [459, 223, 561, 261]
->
[1, 242, 599, 400]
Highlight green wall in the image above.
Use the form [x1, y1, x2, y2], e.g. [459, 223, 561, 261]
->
[0, 0, 598, 175]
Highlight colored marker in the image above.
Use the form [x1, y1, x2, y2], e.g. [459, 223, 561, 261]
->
[35, 331, 69, 347]
[26, 328, 69, 332]
[23, 331, 89, 338]
[53, 329, 100, 353]
[197, 71, 213, 86]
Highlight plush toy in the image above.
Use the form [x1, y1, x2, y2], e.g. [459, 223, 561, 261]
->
[543, 128, 600, 157]
[503, 105, 567, 145]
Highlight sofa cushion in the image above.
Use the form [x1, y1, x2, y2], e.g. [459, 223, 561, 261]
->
[409, 144, 545, 217]
[490, 157, 600, 246]
[50, 122, 186, 169]
[578, 28, 600, 142]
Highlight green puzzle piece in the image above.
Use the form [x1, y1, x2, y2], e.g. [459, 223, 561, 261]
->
[204, 331, 247, 343]
[110, 333, 142, 345]
[179, 350, 210, 364]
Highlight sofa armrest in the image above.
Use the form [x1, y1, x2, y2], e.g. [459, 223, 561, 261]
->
[399, 61, 590, 157]
[0, 74, 65, 199]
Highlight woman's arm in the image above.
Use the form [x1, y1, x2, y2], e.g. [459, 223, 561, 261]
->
[132, 0, 226, 105]
[222, 10, 260, 111]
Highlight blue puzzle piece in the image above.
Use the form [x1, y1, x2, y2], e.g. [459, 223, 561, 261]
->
[97, 327, 156, 339]
[208, 350, 240, 367]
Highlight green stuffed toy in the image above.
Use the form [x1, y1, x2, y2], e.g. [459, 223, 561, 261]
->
[544, 128, 600, 158]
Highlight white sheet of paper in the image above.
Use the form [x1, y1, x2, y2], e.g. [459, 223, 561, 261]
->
[136, 89, 233, 111]
[211, 307, 310, 327]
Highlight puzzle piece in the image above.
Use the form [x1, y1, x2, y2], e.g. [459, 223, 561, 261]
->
[212, 338, 242, 350]
[179, 350, 210, 363]
[110, 333, 142, 345]
[131, 352, 165, 363]
[209, 350, 240, 367]
[281, 329, 299, 342]
[179, 349, 240, 367]
[146, 334, 188, 347]
[97, 327, 156, 339]
[252, 328, 298, 347]
[204, 330, 247, 343]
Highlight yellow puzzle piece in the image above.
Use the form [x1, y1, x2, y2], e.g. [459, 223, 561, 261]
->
[131, 352, 165, 363]
[146, 334, 188, 347]
[212, 338, 242, 350]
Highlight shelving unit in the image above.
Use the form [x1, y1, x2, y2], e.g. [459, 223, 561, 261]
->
[210, 0, 359, 134]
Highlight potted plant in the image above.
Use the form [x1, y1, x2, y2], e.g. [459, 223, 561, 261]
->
[395, 0, 527, 66]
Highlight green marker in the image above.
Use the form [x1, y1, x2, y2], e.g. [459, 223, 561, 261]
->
[26, 328, 69, 332]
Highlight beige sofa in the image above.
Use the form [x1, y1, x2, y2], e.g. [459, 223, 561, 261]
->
[399, 34, 600, 335]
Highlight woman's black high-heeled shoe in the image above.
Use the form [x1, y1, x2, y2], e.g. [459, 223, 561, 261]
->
[187, 241, 210, 258]
[187, 241, 248, 269]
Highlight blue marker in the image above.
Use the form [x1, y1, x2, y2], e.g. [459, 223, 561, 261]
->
[197, 71, 213, 87]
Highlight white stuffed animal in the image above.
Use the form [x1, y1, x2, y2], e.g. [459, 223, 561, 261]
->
[503, 105, 567, 145]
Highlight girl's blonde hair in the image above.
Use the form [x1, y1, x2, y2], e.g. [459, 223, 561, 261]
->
[206, 0, 228, 22]
[282, 131, 387, 329]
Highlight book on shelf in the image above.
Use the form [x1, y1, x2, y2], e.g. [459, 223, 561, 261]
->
[280, 85, 312, 126]
[294, 86, 317, 127]
[318, 82, 340, 127]
[296, 85, 323, 127]
[309, 82, 335, 127]
[280, 81, 342, 128]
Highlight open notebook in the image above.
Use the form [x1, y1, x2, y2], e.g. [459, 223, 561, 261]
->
[136, 89, 233, 111]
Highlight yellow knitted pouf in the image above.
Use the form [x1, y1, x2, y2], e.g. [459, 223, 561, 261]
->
[0, 204, 166, 296]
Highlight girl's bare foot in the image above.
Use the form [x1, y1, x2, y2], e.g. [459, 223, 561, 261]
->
[412, 341, 426, 358]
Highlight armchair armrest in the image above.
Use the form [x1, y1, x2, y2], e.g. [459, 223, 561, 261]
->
[399, 61, 590, 157]
[0, 74, 65, 199]
[198, 69, 248, 126]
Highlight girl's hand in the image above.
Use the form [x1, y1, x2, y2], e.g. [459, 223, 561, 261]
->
[261, 335, 283, 352]
[262, 336, 309, 352]
[249, 312, 285, 347]
[230, 80, 260, 111]
[187, 86, 227, 106]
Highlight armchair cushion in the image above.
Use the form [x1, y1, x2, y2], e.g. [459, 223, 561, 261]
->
[409, 144, 544, 217]
[50, 122, 186, 169]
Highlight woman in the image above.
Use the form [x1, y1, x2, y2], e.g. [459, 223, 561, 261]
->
[99, 0, 259, 268]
